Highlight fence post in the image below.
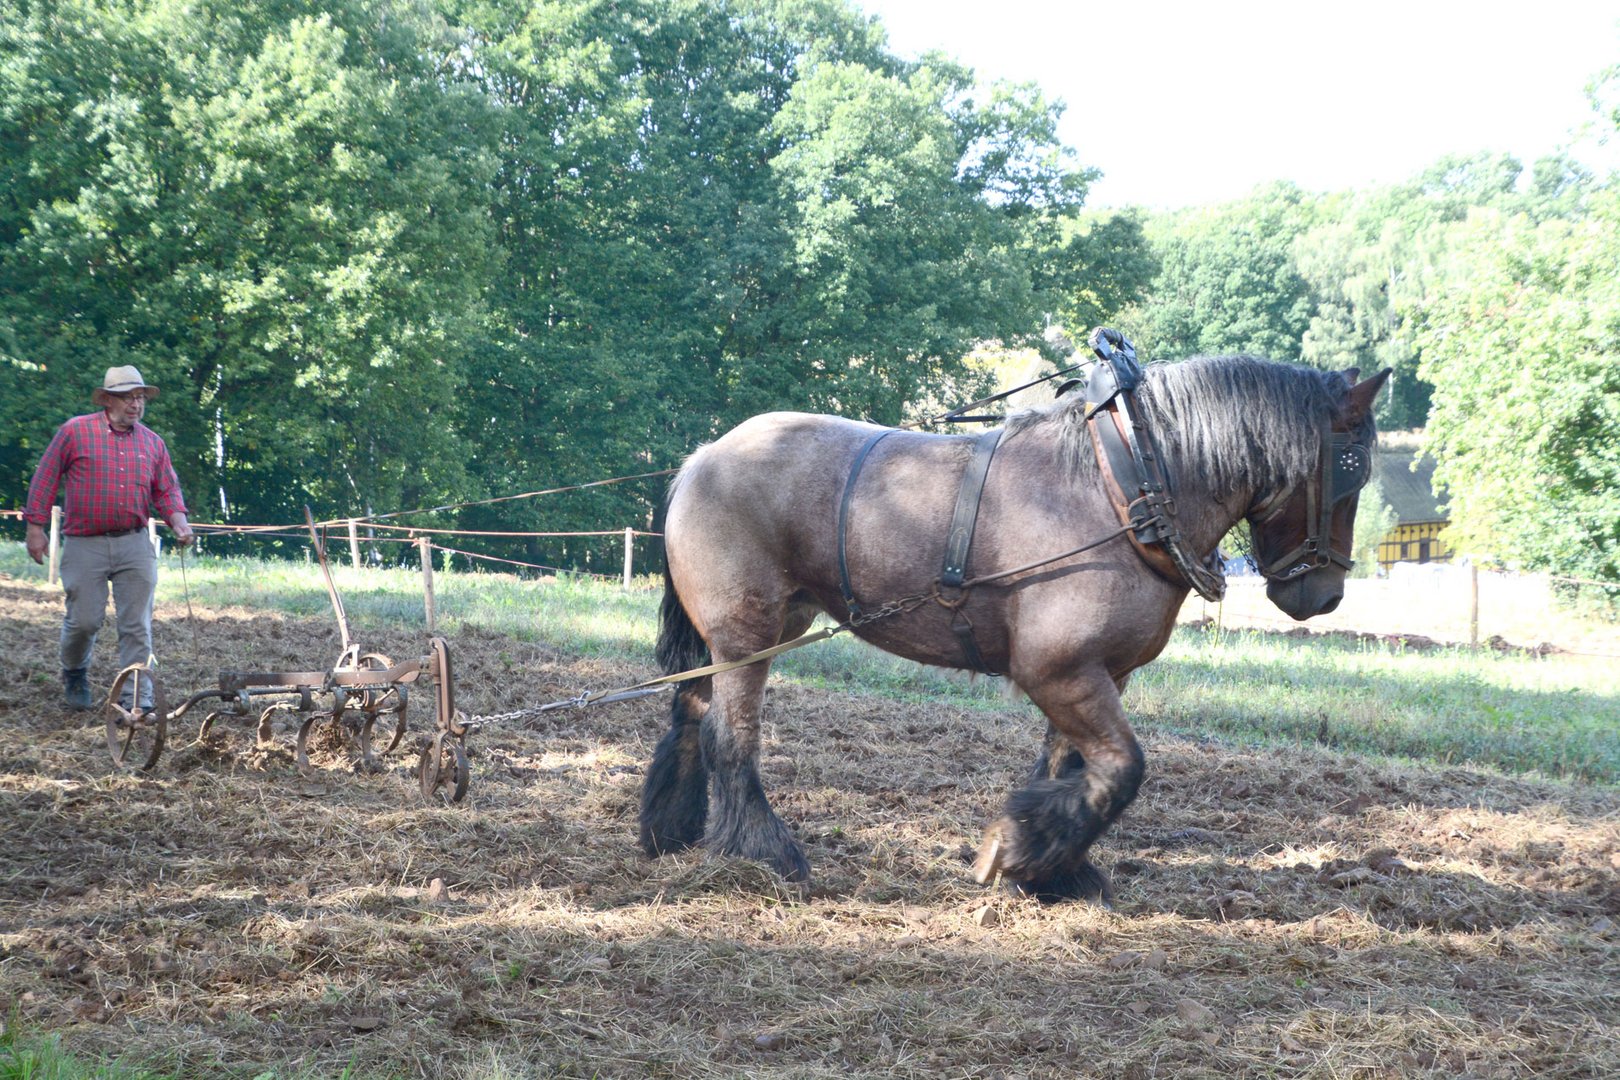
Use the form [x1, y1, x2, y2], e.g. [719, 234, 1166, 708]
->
[623, 527, 634, 590]
[48, 505, 62, 584]
[1469, 562, 1479, 649]
[148, 518, 161, 558]
[419, 536, 436, 632]
[348, 519, 362, 570]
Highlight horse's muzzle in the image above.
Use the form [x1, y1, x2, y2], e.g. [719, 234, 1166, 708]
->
[1266, 571, 1346, 622]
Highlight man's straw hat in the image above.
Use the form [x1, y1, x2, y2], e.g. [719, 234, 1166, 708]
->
[92, 366, 159, 405]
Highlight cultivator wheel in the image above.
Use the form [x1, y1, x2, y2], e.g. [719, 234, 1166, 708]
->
[358, 652, 408, 762]
[104, 664, 168, 772]
[418, 730, 469, 805]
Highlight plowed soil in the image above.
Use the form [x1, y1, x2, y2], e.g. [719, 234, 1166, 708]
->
[1, 572, 1616, 1078]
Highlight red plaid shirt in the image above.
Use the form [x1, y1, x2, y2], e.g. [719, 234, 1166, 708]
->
[24, 412, 189, 536]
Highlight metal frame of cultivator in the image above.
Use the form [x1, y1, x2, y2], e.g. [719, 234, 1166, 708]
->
[101, 510, 474, 803]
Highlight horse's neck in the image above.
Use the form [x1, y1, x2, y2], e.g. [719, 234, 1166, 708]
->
[1176, 479, 1253, 558]
[1052, 417, 1258, 558]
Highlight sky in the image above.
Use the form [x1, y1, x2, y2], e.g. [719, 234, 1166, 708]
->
[855, 0, 1620, 209]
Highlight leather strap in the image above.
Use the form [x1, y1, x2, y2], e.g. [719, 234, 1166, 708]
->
[941, 430, 1002, 587]
[939, 429, 1003, 675]
[837, 426, 1006, 675]
[1086, 412, 1184, 586]
[837, 428, 896, 618]
[1086, 396, 1226, 602]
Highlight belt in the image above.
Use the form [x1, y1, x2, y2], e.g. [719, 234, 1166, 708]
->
[99, 525, 148, 538]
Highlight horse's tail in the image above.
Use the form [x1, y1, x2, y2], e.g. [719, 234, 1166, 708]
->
[655, 556, 710, 677]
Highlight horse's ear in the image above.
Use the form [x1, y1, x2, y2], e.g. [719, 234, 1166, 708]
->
[1344, 367, 1392, 423]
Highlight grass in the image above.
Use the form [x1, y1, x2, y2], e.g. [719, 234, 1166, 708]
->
[2, 545, 1613, 784]
[0, 1031, 164, 1080]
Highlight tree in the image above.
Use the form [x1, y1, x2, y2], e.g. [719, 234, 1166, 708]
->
[0, 0, 499, 531]
[1122, 182, 1318, 364]
[1409, 198, 1620, 587]
[444, 0, 1106, 567]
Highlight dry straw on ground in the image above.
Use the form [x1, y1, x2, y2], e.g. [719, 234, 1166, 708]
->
[1, 572, 1616, 1078]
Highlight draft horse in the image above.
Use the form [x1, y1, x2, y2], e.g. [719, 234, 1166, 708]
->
[641, 340, 1388, 902]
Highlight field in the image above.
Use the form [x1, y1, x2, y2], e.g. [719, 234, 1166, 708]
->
[1, 550, 1617, 1078]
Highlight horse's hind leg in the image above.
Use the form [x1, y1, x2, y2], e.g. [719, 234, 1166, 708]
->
[978, 672, 1144, 904]
[640, 679, 713, 855]
[701, 658, 810, 881]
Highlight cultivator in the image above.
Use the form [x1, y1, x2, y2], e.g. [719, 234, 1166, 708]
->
[101, 511, 474, 803]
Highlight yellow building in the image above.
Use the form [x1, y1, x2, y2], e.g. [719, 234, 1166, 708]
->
[1375, 448, 1453, 568]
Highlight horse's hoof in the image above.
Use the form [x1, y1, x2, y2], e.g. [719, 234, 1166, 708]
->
[775, 842, 811, 884]
[1007, 863, 1115, 906]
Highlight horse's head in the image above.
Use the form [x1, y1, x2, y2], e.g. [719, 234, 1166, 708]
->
[1247, 368, 1391, 621]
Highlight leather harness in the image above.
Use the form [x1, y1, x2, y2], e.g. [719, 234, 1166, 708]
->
[835, 326, 1372, 674]
[838, 426, 1004, 674]
[1249, 420, 1372, 582]
[1075, 328, 1227, 603]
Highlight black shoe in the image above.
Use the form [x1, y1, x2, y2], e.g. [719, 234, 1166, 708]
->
[63, 668, 93, 711]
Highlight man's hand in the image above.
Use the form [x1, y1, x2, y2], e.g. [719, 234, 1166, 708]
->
[25, 522, 48, 565]
[170, 513, 195, 547]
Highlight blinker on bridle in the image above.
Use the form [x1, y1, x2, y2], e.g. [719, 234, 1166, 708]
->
[1251, 423, 1373, 583]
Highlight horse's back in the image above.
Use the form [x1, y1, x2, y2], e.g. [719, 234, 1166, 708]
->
[664, 413, 879, 606]
[669, 412, 879, 527]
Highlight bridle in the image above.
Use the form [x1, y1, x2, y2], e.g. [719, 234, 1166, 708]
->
[1248, 420, 1373, 583]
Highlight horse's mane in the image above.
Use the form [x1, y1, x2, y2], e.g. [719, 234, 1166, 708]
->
[1004, 355, 1367, 494]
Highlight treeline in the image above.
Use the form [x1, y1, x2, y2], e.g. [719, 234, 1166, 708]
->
[1, 0, 1107, 568]
[2, 0, 1616, 588]
[1117, 147, 1619, 589]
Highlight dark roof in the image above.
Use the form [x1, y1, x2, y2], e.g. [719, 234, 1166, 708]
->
[1376, 448, 1445, 524]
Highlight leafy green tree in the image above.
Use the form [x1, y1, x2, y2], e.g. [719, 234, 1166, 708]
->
[1057, 208, 1157, 340]
[1, 0, 499, 533]
[3, 0, 1131, 572]
[1410, 197, 1620, 587]
[1123, 182, 1318, 363]
[443, 0, 1104, 568]
[1292, 152, 1597, 430]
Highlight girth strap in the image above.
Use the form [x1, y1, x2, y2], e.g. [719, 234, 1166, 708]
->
[837, 428, 896, 619]
[836, 426, 1004, 676]
[939, 429, 1003, 675]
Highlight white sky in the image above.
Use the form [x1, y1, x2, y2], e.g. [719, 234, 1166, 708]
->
[856, 0, 1620, 209]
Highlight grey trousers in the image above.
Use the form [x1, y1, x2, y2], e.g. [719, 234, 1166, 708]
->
[60, 531, 157, 700]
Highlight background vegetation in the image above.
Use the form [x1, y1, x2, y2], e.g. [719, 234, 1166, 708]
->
[2, 0, 1617, 591]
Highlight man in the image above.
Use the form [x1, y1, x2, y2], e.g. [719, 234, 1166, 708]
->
[24, 366, 194, 711]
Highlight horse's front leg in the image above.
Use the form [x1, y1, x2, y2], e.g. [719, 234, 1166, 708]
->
[976, 670, 1144, 904]
[702, 660, 810, 882]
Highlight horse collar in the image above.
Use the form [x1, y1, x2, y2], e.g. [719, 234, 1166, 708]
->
[1079, 328, 1226, 603]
